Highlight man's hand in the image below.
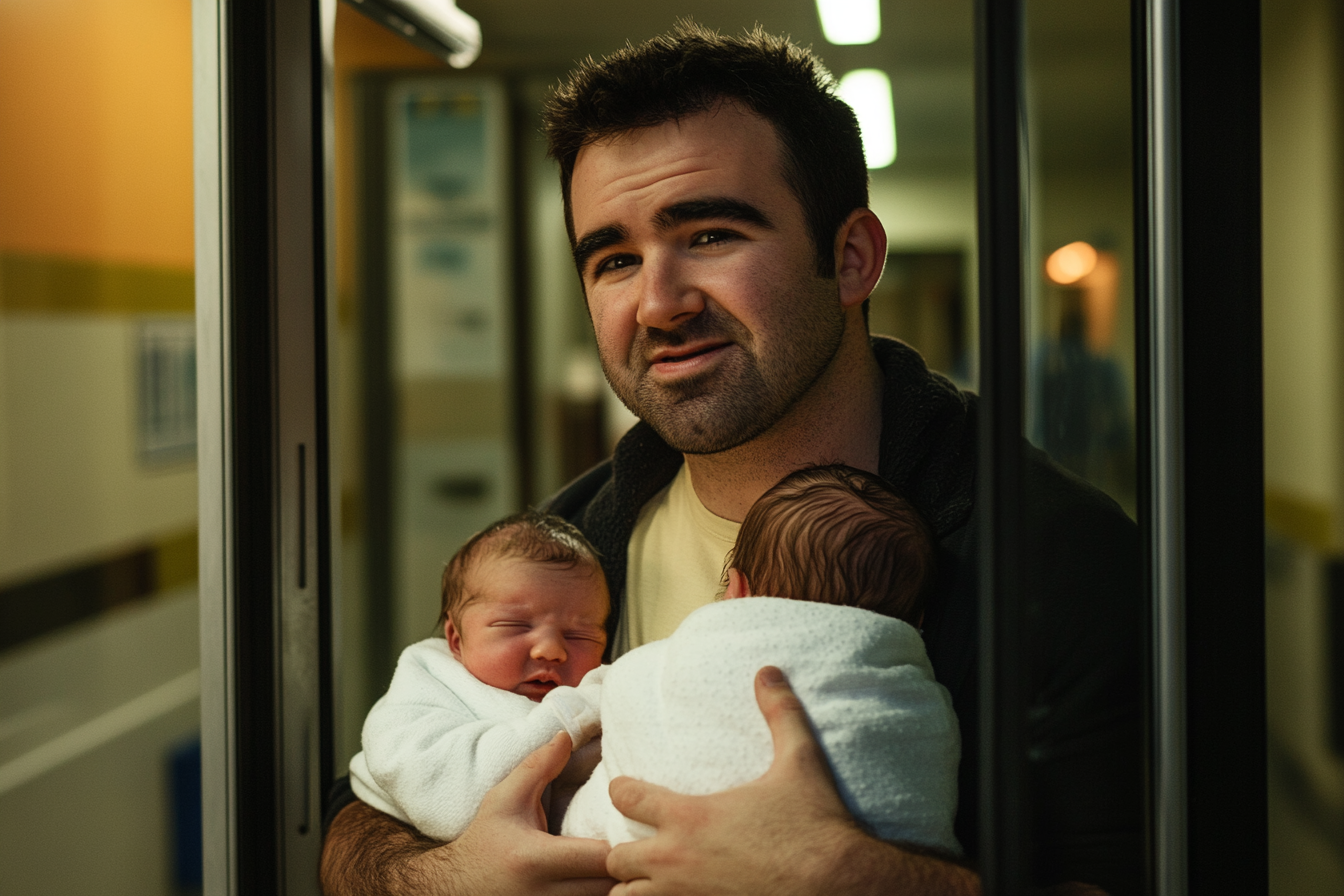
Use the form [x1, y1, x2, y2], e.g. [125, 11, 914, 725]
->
[604, 667, 982, 896]
[320, 732, 614, 896]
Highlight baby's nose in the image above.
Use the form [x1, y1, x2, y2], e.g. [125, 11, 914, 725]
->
[531, 632, 567, 662]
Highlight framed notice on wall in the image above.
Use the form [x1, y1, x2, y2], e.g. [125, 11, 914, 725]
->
[388, 79, 509, 380]
[137, 316, 197, 465]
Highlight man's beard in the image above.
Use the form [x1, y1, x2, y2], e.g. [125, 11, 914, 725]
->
[600, 300, 846, 456]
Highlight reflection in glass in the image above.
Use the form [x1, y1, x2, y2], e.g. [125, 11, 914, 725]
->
[1017, 1, 1146, 892]
[1032, 241, 1134, 506]
[1024, 0, 1137, 517]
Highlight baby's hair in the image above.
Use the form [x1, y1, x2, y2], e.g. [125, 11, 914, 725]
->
[438, 510, 605, 631]
[727, 464, 935, 624]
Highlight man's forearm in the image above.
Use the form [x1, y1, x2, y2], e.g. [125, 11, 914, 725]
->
[320, 800, 451, 896]
[321, 743, 614, 896]
[831, 836, 1107, 896]
[826, 828, 980, 896]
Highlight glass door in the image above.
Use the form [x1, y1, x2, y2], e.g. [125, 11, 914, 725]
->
[197, 1, 1272, 893]
[977, 0, 1267, 892]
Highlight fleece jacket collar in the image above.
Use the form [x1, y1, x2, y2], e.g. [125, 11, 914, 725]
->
[553, 335, 979, 649]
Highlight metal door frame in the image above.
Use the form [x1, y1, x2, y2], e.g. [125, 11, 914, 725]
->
[974, 0, 1265, 893]
[196, 1, 336, 893]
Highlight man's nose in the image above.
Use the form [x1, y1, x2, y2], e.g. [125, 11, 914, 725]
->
[636, 252, 704, 330]
[531, 631, 567, 663]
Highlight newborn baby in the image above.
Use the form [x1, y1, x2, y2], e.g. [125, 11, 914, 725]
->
[560, 463, 961, 855]
[349, 510, 609, 840]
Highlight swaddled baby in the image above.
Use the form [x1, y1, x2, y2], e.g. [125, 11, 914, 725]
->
[560, 463, 962, 855]
[348, 510, 610, 840]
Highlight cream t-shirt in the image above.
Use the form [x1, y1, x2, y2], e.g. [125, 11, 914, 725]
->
[620, 463, 741, 652]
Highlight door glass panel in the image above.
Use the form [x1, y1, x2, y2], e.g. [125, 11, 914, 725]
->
[0, 3, 199, 894]
[331, 4, 456, 768]
[1021, 1, 1146, 891]
[331, 1, 982, 781]
[1024, 0, 1137, 515]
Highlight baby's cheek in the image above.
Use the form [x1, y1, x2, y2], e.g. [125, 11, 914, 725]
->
[566, 649, 605, 685]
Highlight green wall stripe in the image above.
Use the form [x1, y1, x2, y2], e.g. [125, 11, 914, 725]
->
[0, 253, 194, 314]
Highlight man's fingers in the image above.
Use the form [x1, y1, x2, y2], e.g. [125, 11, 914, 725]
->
[608, 775, 677, 827]
[536, 834, 615, 882]
[487, 731, 573, 815]
[754, 666, 834, 782]
[605, 834, 656, 884]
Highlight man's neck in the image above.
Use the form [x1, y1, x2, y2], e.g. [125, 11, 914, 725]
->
[683, 334, 884, 522]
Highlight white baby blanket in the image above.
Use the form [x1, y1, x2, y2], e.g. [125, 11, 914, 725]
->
[350, 637, 604, 841]
[560, 597, 961, 853]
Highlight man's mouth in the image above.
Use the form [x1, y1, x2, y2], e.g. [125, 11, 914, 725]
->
[648, 341, 730, 371]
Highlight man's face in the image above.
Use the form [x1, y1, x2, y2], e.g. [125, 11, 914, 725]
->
[569, 104, 846, 455]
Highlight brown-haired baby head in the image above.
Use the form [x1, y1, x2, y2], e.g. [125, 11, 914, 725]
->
[438, 510, 606, 632]
[726, 464, 935, 624]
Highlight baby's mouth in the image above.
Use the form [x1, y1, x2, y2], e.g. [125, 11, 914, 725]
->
[516, 675, 560, 701]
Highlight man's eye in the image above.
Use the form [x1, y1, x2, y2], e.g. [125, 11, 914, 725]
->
[692, 230, 736, 246]
[594, 253, 637, 275]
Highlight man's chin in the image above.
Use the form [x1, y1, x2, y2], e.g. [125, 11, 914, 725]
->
[643, 404, 776, 455]
[614, 365, 780, 454]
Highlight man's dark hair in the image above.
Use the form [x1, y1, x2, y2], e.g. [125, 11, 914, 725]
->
[438, 510, 607, 630]
[727, 464, 934, 624]
[543, 21, 869, 278]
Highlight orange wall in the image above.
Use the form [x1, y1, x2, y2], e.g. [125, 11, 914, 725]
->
[0, 0, 193, 269]
[0, 1, 447, 279]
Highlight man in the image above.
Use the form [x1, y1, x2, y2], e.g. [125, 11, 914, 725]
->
[321, 23, 1141, 895]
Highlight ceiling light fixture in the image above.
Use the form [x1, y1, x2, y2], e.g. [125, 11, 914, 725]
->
[838, 69, 897, 168]
[815, 0, 882, 45]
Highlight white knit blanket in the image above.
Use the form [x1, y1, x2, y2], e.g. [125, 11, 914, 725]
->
[350, 638, 604, 840]
[560, 598, 961, 853]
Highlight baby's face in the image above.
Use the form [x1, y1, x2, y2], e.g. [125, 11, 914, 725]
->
[446, 556, 609, 701]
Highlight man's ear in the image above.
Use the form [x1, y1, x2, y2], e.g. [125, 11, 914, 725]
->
[833, 208, 888, 311]
[445, 619, 464, 659]
[725, 568, 752, 600]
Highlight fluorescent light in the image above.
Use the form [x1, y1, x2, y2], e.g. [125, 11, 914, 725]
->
[355, 0, 482, 68]
[837, 69, 896, 168]
[816, 0, 881, 45]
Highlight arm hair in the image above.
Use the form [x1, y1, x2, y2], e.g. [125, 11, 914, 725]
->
[319, 800, 455, 896]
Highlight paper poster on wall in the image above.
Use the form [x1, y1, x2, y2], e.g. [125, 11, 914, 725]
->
[389, 80, 509, 379]
[136, 316, 197, 465]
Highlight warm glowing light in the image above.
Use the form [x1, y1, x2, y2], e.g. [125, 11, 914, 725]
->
[837, 69, 896, 169]
[1045, 241, 1099, 285]
[816, 0, 882, 45]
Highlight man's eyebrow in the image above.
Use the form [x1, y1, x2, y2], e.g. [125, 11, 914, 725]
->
[572, 224, 628, 274]
[654, 198, 775, 231]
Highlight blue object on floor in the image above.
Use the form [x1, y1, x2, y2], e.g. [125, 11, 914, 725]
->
[168, 735, 203, 891]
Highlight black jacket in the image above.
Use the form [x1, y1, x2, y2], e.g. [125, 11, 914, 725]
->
[545, 336, 1143, 894]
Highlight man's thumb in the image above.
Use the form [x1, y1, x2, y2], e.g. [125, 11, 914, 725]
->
[488, 731, 572, 814]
